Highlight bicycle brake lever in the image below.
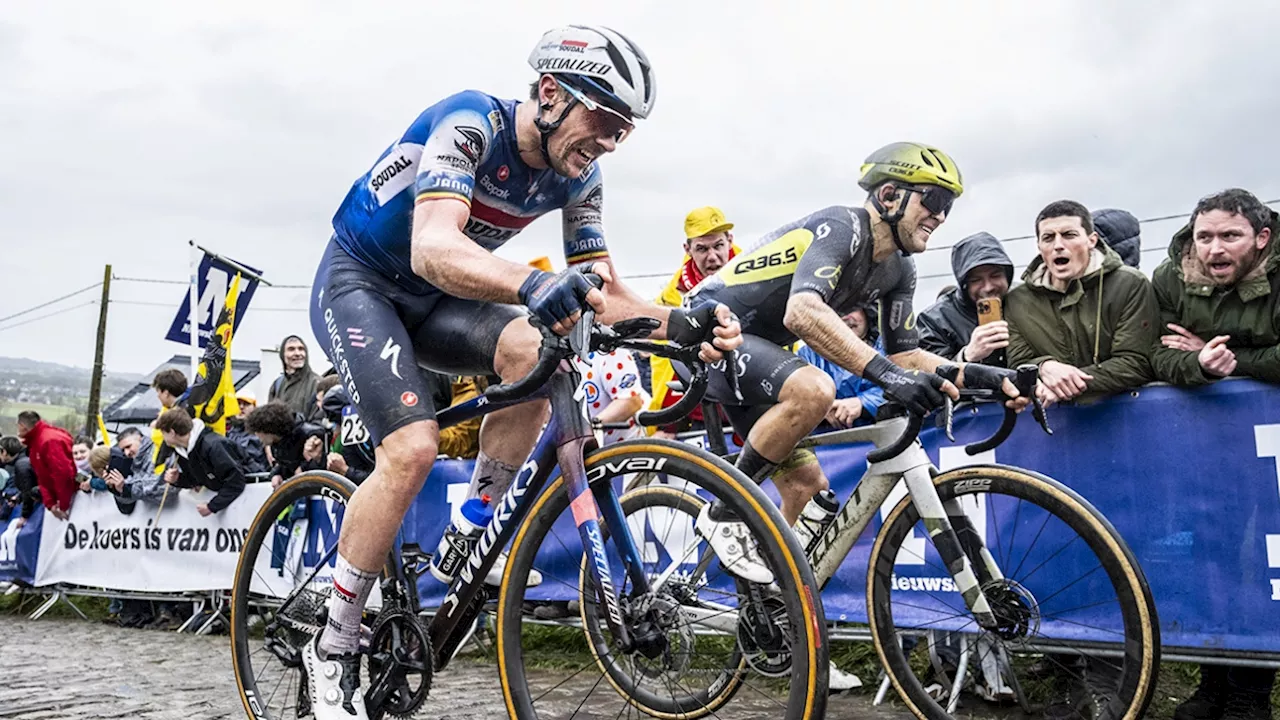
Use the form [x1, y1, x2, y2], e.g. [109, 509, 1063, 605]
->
[942, 396, 955, 443]
[725, 349, 744, 403]
[570, 273, 607, 363]
[1032, 396, 1053, 436]
[571, 310, 594, 363]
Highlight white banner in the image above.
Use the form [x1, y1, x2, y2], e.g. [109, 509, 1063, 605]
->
[35, 484, 272, 593]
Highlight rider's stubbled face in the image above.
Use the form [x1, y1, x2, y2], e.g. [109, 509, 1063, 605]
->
[548, 102, 620, 179]
[899, 192, 947, 254]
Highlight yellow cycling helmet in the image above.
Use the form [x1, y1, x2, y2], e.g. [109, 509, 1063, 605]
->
[857, 142, 964, 195]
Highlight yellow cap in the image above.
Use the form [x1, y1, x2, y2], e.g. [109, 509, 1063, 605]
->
[684, 206, 734, 240]
[235, 388, 257, 406]
[528, 256, 554, 273]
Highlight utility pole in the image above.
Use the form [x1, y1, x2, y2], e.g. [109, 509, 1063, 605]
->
[85, 264, 112, 440]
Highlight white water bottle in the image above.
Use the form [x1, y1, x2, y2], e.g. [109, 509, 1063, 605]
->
[792, 490, 839, 554]
[429, 495, 493, 583]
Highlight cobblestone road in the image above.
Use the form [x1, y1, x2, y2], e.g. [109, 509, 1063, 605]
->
[0, 617, 903, 719]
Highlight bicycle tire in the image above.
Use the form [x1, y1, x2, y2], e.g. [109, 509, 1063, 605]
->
[230, 471, 385, 720]
[496, 439, 829, 720]
[867, 464, 1159, 720]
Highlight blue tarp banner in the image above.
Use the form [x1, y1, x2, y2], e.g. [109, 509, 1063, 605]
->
[402, 380, 1280, 654]
[6, 380, 1278, 655]
[0, 507, 43, 584]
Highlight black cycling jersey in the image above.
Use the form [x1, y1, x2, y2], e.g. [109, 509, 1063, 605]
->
[687, 205, 920, 355]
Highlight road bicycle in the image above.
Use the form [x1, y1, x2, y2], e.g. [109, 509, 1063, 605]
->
[621, 366, 1161, 720]
[228, 302, 830, 720]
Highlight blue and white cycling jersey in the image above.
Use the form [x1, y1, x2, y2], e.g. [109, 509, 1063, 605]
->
[331, 90, 608, 295]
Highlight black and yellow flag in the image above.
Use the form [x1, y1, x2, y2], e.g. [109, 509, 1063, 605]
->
[184, 273, 243, 435]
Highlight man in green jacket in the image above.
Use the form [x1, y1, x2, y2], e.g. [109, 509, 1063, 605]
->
[1007, 200, 1159, 406]
[1153, 188, 1280, 386]
[1153, 188, 1277, 720]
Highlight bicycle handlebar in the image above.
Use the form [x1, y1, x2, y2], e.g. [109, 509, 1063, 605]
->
[483, 274, 721, 416]
[865, 364, 1052, 463]
[865, 413, 924, 463]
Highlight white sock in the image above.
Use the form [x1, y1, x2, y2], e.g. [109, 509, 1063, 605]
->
[318, 554, 379, 658]
[467, 450, 518, 503]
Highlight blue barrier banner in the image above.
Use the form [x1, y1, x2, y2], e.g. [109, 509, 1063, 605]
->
[404, 380, 1280, 655]
[0, 507, 43, 584]
[3, 380, 1276, 656]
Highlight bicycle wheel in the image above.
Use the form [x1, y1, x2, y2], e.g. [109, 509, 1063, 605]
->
[230, 471, 403, 720]
[496, 438, 828, 720]
[868, 464, 1159, 720]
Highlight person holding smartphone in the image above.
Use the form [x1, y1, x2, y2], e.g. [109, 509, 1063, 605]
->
[917, 231, 1015, 366]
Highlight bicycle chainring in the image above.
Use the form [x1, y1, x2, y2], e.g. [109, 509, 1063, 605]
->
[365, 610, 433, 719]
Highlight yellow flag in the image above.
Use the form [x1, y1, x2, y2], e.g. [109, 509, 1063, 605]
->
[185, 273, 242, 435]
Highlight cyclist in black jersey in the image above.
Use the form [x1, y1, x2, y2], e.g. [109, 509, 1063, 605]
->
[682, 142, 1031, 582]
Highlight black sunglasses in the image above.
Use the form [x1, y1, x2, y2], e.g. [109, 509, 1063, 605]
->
[907, 184, 957, 217]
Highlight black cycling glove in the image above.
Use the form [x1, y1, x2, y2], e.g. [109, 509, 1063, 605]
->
[518, 268, 596, 328]
[863, 355, 949, 416]
[667, 302, 722, 347]
[937, 362, 1018, 394]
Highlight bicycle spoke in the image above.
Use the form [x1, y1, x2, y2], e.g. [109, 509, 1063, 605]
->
[1010, 533, 1083, 586]
[1008, 503, 1054, 581]
[1038, 595, 1123, 618]
[569, 667, 611, 719]
[531, 657, 607, 704]
[989, 491, 1009, 569]
[264, 659, 290, 708]
[1029, 563, 1107, 609]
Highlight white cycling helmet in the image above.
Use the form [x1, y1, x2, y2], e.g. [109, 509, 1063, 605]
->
[528, 25, 656, 120]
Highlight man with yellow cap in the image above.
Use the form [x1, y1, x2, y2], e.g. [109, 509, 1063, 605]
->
[648, 208, 742, 430]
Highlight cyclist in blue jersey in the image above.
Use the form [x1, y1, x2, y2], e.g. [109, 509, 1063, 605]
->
[304, 25, 741, 720]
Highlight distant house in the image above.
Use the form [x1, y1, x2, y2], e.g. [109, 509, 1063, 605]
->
[101, 354, 260, 429]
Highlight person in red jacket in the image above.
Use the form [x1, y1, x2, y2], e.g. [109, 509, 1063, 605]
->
[16, 411, 76, 521]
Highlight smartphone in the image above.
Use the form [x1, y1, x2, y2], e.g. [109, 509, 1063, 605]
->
[977, 297, 1003, 325]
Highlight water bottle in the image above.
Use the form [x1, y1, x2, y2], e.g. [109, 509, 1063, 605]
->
[429, 495, 494, 583]
[791, 489, 839, 554]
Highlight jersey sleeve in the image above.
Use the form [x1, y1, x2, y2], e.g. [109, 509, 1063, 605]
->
[599, 350, 647, 402]
[880, 256, 920, 355]
[789, 210, 861, 304]
[561, 163, 610, 267]
[413, 93, 499, 207]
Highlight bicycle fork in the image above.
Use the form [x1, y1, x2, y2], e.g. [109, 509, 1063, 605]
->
[554, 374, 652, 656]
[901, 465, 1004, 630]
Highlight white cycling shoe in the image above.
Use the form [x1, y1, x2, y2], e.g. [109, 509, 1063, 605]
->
[301, 634, 368, 720]
[695, 505, 775, 585]
[485, 550, 543, 587]
[829, 661, 863, 692]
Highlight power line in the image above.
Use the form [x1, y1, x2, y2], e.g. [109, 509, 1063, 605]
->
[113, 276, 309, 290]
[111, 276, 187, 286]
[110, 299, 306, 312]
[920, 198, 1280, 256]
[0, 300, 99, 334]
[0, 282, 102, 324]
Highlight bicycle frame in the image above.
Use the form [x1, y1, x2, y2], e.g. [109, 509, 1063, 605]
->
[650, 415, 1003, 635]
[423, 369, 652, 668]
[794, 416, 1001, 628]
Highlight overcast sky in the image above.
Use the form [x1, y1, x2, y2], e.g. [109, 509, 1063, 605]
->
[2, 0, 1278, 377]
